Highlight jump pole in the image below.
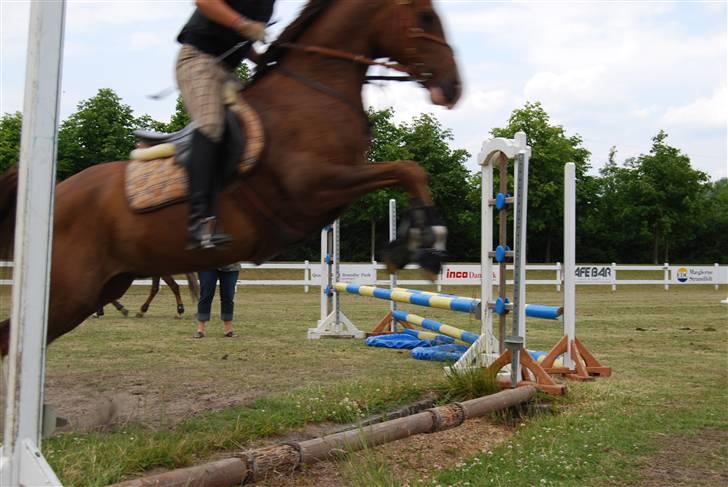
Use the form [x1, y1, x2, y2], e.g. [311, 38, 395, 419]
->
[307, 220, 364, 339]
[540, 163, 611, 379]
[0, 2, 66, 484]
[368, 199, 402, 335]
[452, 132, 564, 395]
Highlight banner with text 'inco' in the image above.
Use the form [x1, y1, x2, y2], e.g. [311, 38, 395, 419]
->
[311, 265, 377, 285]
[441, 264, 499, 285]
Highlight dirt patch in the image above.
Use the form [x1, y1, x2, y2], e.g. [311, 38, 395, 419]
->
[636, 428, 728, 486]
[255, 417, 512, 486]
[44, 373, 266, 432]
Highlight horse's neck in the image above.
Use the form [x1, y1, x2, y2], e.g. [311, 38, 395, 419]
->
[280, 3, 377, 104]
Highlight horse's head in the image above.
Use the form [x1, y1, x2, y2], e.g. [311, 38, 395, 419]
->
[372, 0, 462, 108]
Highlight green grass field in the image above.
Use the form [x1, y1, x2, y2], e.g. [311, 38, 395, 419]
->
[1, 280, 726, 486]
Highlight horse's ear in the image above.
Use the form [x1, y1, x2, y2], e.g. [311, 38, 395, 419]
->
[0, 165, 19, 259]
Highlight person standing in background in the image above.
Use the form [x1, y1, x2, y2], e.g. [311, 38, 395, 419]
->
[194, 263, 240, 338]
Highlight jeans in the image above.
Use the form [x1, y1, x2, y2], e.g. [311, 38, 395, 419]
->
[196, 269, 239, 321]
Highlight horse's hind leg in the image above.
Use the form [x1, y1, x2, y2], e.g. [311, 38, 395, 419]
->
[136, 277, 160, 318]
[162, 275, 185, 319]
[111, 300, 129, 317]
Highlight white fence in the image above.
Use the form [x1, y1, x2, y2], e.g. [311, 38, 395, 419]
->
[1, 261, 726, 291]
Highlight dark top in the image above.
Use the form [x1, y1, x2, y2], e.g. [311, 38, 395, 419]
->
[177, 0, 275, 70]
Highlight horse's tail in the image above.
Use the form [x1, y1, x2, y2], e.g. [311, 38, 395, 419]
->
[187, 272, 200, 302]
[0, 166, 18, 259]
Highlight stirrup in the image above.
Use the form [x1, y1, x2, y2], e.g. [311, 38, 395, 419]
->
[187, 217, 232, 250]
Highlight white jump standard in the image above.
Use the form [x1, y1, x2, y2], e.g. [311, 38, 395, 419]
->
[451, 132, 565, 395]
[307, 220, 365, 339]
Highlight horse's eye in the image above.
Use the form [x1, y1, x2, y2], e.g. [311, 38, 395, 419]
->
[418, 11, 435, 30]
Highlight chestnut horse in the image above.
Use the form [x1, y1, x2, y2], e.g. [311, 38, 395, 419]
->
[94, 273, 200, 318]
[0, 0, 461, 355]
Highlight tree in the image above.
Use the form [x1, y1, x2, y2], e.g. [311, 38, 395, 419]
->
[623, 131, 709, 263]
[0, 112, 22, 173]
[340, 110, 474, 262]
[491, 102, 591, 262]
[57, 88, 137, 179]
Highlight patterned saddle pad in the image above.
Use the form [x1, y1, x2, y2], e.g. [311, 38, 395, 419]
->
[125, 94, 264, 213]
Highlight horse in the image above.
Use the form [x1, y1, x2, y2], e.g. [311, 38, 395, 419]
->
[0, 0, 461, 356]
[93, 273, 200, 319]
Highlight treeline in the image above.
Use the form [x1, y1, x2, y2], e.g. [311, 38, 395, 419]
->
[0, 90, 725, 264]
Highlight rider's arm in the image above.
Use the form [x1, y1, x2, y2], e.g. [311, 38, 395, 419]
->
[195, 0, 266, 41]
[195, 0, 243, 29]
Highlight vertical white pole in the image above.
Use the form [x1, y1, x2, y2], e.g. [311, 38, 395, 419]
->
[1, 2, 65, 485]
[319, 228, 328, 323]
[333, 220, 341, 330]
[481, 151, 494, 356]
[714, 263, 719, 291]
[611, 262, 617, 292]
[556, 262, 561, 292]
[304, 260, 309, 293]
[388, 199, 397, 333]
[564, 163, 576, 369]
[664, 263, 669, 291]
[515, 134, 528, 344]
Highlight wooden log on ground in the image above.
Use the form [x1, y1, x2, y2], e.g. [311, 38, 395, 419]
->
[109, 386, 536, 487]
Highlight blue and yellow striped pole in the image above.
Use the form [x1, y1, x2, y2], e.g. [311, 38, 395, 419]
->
[392, 310, 479, 344]
[335, 283, 479, 314]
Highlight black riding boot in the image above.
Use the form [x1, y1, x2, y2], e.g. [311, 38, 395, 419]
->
[186, 130, 232, 250]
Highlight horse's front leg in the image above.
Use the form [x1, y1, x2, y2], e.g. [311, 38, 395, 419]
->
[136, 277, 160, 318]
[308, 160, 447, 277]
[162, 275, 185, 319]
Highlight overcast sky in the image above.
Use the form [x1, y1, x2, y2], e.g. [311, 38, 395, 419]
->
[1, 0, 726, 179]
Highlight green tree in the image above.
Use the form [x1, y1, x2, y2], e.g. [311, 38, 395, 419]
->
[491, 102, 591, 262]
[57, 88, 137, 179]
[623, 131, 709, 263]
[0, 112, 22, 173]
[341, 110, 474, 262]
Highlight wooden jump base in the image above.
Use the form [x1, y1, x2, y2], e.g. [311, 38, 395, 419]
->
[109, 387, 536, 487]
[488, 349, 566, 396]
[540, 336, 611, 381]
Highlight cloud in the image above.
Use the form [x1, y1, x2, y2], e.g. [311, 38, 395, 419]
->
[660, 87, 728, 130]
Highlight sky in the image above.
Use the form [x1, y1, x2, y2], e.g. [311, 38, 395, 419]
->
[1, 0, 726, 180]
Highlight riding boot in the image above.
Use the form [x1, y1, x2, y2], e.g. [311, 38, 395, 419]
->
[186, 130, 232, 250]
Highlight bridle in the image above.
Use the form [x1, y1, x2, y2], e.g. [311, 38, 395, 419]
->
[276, 0, 452, 84]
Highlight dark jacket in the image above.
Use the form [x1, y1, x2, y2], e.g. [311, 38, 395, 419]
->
[177, 0, 275, 69]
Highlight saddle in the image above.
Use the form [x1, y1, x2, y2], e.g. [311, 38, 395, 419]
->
[125, 83, 264, 213]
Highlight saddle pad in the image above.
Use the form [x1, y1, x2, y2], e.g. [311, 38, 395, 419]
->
[125, 95, 264, 213]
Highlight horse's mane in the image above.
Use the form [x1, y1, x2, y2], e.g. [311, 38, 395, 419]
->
[251, 0, 336, 81]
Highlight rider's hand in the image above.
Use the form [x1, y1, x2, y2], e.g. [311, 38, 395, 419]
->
[233, 16, 266, 42]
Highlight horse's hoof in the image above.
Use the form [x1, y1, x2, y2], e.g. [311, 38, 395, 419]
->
[177, 305, 185, 315]
[135, 312, 144, 318]
[382, 239, 409, 274]
[417, 249, 446, 280]
[121, 309, 129, 317]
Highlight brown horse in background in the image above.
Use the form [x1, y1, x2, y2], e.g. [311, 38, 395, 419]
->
[94, 273, 200, 318]
[0, 0, 461, 356]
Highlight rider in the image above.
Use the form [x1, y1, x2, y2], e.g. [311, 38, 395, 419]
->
[176, 0, 275, 249]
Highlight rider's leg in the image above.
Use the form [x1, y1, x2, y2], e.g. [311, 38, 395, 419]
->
[176, 44, 232, 249]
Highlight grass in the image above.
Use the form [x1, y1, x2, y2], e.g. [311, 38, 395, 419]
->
[1, 280, 726, 486]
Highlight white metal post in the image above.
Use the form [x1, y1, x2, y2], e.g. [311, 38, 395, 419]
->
[563, 163, 576, 369]
[664, 263, 669, 291]
[388, 199, 397, 333]
[1, 2, 66, 485]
